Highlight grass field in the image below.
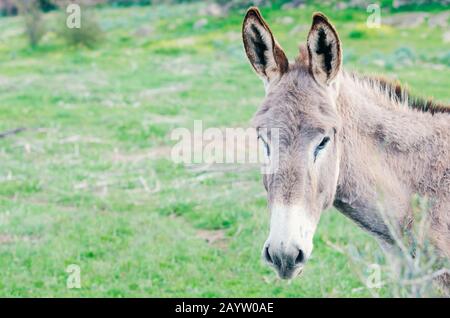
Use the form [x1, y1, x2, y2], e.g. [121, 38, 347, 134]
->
[0, 2, 449, 297]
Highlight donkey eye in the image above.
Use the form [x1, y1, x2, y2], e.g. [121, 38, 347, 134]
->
[314, 136, 330, 159]
[258, 136, 270, 157]
[264, 143, 270, 157]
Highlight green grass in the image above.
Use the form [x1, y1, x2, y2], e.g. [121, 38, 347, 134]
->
[0, 2, 449, 297]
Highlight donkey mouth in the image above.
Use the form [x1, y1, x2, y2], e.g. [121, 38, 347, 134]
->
[275, 265, 304, 280]
[262, 247, 306, 280]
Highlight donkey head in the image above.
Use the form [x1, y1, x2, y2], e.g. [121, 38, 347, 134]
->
[242, 8, 343, 279]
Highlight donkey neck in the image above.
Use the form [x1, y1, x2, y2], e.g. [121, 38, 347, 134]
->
[332, 72, 450, 243]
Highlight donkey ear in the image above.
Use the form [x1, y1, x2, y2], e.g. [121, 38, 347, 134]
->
[307, 13, 342, 85]
[242, 7, 289, 83]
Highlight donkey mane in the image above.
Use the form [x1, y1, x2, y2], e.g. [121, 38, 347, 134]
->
[351, 73, 450, 115]
[295, 43, 449, 116]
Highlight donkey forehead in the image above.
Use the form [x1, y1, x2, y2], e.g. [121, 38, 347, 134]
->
[252, 68, 339, 137]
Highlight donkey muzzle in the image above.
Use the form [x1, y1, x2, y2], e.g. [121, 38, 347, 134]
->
[263, 243, 305, 279]
[263, 203, 316, 279]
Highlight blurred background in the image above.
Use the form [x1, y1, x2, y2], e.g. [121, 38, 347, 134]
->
[0, 0, 449, 297]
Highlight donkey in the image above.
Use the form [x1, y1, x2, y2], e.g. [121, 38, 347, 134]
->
[242, 7, 450, 281]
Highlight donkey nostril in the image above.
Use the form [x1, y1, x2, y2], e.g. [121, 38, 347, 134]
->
[264, 246, 273, 264]
[295, 249, 305, 265]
